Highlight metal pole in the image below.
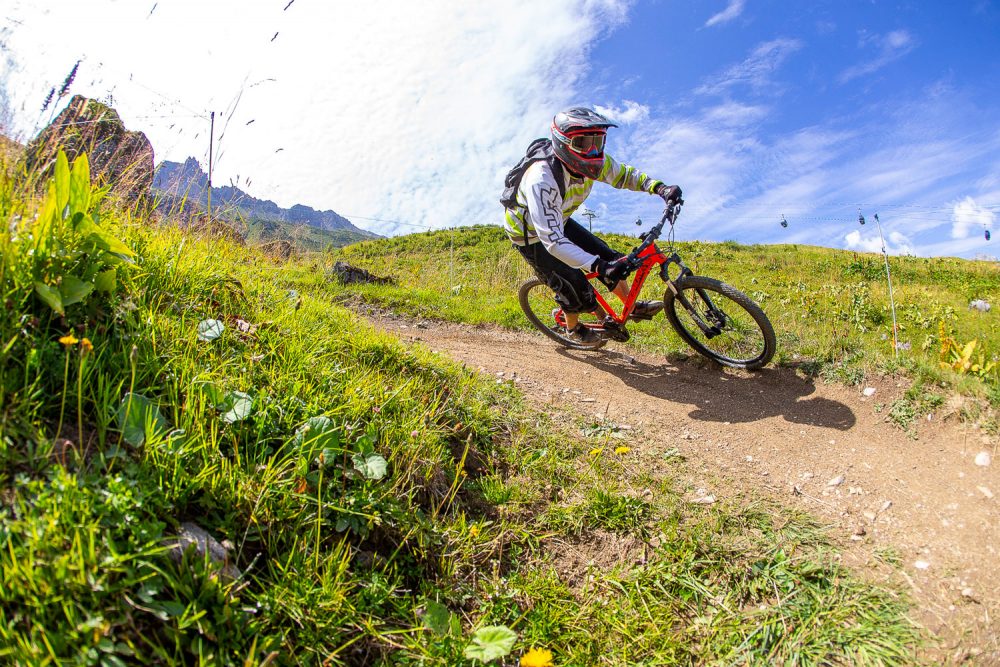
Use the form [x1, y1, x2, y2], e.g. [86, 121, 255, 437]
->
[207, 111, 215, 221]
[873, 214, 899, 359]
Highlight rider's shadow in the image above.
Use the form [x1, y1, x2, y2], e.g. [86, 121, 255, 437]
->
[558, 348, 856, 431]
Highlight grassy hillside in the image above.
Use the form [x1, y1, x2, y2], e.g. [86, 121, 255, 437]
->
[1, 153, 924, 664]
[323, 225, 999, 427]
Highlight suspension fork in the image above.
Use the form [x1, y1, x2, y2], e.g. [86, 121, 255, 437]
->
[660, 252, 726, 338]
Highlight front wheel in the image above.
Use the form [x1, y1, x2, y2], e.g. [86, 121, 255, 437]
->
[518, 277, 606, 350]
[664, 276, 775, 369]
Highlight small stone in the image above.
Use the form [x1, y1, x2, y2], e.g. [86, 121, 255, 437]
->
[792, 485, 802, 496]
[853, 525, 867, 536]
[848, 486, 863, 495]
[746, 455, 754, 462]
[961, 587, 975, 598]
[977, 486, 994, 499]
[862, 387, 877, 397]
[801, 472, 814, 480]
[827, 474, 845, 487]
[880, 500, 893, 512]
[914, 560, 930, 570]
[974, 451, 991, 467]
[863, 511, 877, 521]
[690, 495, 716, 505]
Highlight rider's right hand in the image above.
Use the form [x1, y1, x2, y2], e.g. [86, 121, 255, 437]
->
[592, 257, 631, 287]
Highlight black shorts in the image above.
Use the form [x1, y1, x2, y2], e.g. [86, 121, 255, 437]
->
[515, 218, 624, 314]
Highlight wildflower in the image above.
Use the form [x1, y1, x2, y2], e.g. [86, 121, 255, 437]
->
[520, 648, 554, 667]
[80, 338, 93, 356]
[59, 334, 79, 347]
[469, 525, 480, 538]
[589, 447, 603, 457]
[614, 446, 630, 455]
[410, 430, 419, 438]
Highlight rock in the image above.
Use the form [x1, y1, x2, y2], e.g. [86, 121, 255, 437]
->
[690, 494, 716, 505]
[977, 486, 994, 499]
[827, 474, 846, 487]
[167, 522, 242, 581]
[969, 299, 991, 312]
[801, 472, 814, 480]
[880, 500, 893, 512]
[974, 451, 991, 467]
[961, 587, 975, 599]
[853, 524, 867, 536]
[25, 95, 155, 204]
[863, 511, 877, 522]
[862, 387, 877, 397]
[329, 261, 394, 286]
[914, 560, 930, 570]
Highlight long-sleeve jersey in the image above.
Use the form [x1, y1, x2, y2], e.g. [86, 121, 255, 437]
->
[502, 154, 663, 270]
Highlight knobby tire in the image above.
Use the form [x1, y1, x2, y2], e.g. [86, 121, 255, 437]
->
[664, 275, 775, 369]
[518, 277, 606, 350]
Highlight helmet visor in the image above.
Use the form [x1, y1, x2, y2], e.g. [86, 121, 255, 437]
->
[568, 132, 606, 157]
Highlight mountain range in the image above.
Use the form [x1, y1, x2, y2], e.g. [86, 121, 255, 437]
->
[152, 157, 380, 245]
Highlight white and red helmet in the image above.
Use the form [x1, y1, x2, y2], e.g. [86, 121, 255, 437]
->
[550, 107, 617, 179]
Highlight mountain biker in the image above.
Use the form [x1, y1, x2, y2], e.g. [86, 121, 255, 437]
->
[502, 106, 683, 345]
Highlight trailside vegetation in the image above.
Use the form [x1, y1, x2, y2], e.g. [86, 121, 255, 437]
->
[0, 153, 922, 663]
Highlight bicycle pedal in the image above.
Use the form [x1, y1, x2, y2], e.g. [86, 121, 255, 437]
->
[601, 320, 630, 342]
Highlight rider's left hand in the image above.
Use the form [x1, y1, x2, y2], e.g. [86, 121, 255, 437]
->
[656, 183, 683, 206]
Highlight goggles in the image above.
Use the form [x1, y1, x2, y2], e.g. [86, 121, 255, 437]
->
[567, 132, 606, 157]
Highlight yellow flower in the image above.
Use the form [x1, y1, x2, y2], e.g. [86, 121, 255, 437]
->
[59, 334, 79, 347]
[614, 446, 631, 455]
[468, 525, 480, 538]
[80, 338, 93, 355]
[589, 447, 603, 457]
[520, 648, 554, 667]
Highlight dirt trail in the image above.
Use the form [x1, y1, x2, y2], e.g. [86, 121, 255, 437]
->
[365, 312, 999, 663]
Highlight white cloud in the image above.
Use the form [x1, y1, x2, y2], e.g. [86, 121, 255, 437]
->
[695, 38, 804, 96]
[705, 0, 746, 28]
[844, 229, 915, 255]
[951, 196, 996, 239]
[4, 0, 632, 234]
[594, 100, 650, 124]
[838, 29, 916, 84]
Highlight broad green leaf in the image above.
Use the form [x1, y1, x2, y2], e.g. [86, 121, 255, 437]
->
[352, 453, 388, 480]
[69, 153, 91, 214]
[197, 319, 225, 342]
[75, 214, 135, 256]
[55, 151, 70, 214]
[463, 626, 517, 663]
[94, 269, 117, 293]
[194, 380, 226, 409]
[421, 601, 454, 636]
[34, 282, 64, 315]
[221, 390, 254, 424]
[117, 392, 168, 447]
[294, 416, 340, 455]
[59, 275, 94, 307]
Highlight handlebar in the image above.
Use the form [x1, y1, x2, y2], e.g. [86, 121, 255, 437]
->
[624, 200, 681, 268]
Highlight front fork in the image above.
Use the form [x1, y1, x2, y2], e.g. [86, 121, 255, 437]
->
[659, 252, 726, 338]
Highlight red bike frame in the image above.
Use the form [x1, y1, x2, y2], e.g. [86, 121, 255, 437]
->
[581, 242, 668, 327]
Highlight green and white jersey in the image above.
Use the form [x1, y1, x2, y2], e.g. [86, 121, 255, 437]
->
[502, 155, 663, 270]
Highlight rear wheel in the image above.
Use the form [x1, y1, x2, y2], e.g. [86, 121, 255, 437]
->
[518, 277, 606, 350]
[664, 276, 775, 369]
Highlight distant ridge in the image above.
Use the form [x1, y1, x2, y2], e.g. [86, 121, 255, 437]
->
[152, 157, 380, 244]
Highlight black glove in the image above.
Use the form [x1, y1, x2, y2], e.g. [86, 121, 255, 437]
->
[655, 183, 683, 205]
[592, 256, 631, 287]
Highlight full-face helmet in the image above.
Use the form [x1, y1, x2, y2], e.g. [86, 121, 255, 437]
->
[550, 107, 617, 179]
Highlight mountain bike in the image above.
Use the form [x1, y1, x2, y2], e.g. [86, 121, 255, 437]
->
[517, 202, 776, 370]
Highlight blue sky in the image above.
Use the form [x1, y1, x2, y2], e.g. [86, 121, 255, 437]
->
[2, 1, 998, 259]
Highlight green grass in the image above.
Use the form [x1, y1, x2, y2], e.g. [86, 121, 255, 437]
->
[319, 225, 999, 412]
[0, 153, 925, 664]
